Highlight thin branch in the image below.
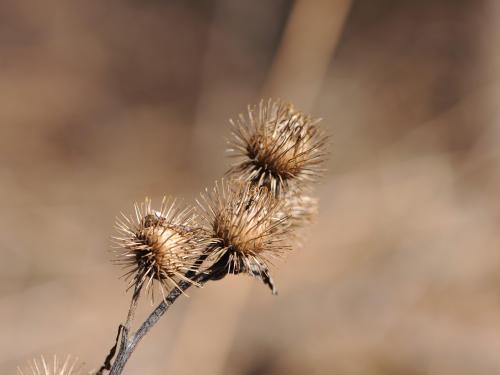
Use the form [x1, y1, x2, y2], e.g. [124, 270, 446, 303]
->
[97, 281, 142, 374]
[108, 273, 210, 375]
[96, 324, 123, 375]
[124, 281, 143, 330]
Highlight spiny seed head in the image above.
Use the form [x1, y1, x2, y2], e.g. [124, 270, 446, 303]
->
[113, 197, 203, 300]
[227, 99, 327, 196]
[197, 179, 290, 284]
[17, 355, 83, 375]
[280, 189, 319, 231]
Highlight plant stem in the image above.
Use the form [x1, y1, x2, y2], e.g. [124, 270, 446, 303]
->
[125, 282, 142, 329]
[108, 274, 210, 375]
[96, 282, 142, 375]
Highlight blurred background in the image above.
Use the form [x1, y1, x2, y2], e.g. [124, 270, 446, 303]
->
[2, 0, 500, 374]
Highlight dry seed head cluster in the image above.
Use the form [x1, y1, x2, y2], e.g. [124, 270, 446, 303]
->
[113, 197, 203, 300]
[197, 180, 290, 277]
[17, 103, 326, 373]
[17, 355, 83, 375]
[228, 99, 327, 196]
[111, 99, 327, 296]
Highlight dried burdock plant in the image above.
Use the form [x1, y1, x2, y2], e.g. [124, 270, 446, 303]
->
[113, 197, 203, 301]
[280, 189, 319, 231]
[21, 99, 327, 375]
[17, 355, 83, 375]
[227, 99, 328, 196]
[197, 179, 290, 293]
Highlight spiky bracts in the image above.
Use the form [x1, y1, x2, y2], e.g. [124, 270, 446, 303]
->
[278, 189, 319, 232]
[197, 180, 290, 293]
[17, 355, 83, 375]
[228, 99, 327, 196]
[109, 99, 326, 298]
[113, 197, 203, 301]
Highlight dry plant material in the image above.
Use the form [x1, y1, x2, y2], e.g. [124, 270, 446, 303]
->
[228, 99, 327, 196]
[113, 197, 203, 301]
[280, 188, 319, 231]
[197, 180, 290, 292]
[19, 99, 328, 375]
[17, 355, 83, 375]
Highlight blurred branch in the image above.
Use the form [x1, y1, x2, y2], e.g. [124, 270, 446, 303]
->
[263, 0, 353, 110]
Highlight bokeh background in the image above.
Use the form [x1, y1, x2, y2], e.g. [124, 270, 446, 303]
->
[2, 1, 500, 374]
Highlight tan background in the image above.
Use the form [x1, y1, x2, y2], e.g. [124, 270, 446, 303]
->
[2, 1, 500, 374]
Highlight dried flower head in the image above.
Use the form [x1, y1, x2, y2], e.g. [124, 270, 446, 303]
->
[227, 99, 327, 196]
[113, 197, 203, 300]
[17, 355, 83, 375]
[197, 179, 290, 293]
[281, 186, 319, 228]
